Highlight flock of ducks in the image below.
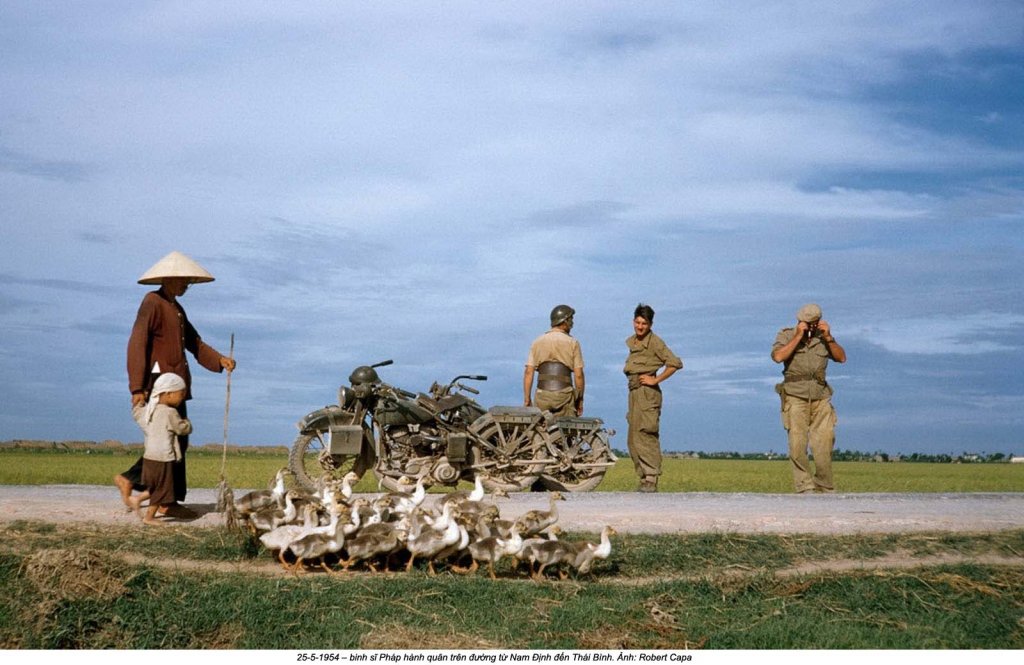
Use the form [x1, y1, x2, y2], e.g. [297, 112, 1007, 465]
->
[225, 468, 616, 579]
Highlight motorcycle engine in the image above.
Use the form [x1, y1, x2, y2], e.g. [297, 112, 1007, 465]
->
[382, 424, 461, 485]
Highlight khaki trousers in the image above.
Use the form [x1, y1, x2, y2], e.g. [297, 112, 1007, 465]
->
[535, 387, 576, 418]
[781, 394, 837, 492]
[627, 385, 663, 479]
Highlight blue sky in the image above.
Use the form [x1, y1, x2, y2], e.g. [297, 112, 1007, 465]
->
[1, 1, 1022, 456]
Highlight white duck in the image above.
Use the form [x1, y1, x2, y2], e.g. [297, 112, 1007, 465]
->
[429, 518, 471, 571]
[462, 525, 523, 579]
[529, 539, 578, 580]
[259, 503, 320, 566]
[572, 525, 617, 575]
[513, 491, 563, 537]
[516, 525, 563, 574]
[437, 474, 484, 510]
[248, 489, 300, 533]
[405, 502, 460, 575]
[372, 476, 426, 516]
[233, 467, 288, 516]
[338, 471, 361, 503]
[287, 503, 349, 573]
[337, 520, 404, 572]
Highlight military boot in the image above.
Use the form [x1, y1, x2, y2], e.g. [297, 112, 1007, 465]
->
[637, 477, 658, 493]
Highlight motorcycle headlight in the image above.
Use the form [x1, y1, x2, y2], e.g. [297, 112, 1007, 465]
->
[337, 386, 355, 407]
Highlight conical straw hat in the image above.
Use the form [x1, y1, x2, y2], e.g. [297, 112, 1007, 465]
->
[137, 251, 215, 285]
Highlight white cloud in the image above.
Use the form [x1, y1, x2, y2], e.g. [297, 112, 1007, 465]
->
[850, 312, 1024, 355]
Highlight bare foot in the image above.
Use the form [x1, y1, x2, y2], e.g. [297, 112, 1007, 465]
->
[142, 517, 164, 526]
[114, 474, 133, 509]
[128, 495, 144, 519]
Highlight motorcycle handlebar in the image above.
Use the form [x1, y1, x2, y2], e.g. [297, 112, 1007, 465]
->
[453, 374, 487, 383]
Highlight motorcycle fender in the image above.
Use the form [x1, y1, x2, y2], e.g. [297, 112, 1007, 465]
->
[297, 406, 367, 456]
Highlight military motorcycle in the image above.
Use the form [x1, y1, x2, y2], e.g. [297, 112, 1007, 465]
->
[288, 360, 616, 493]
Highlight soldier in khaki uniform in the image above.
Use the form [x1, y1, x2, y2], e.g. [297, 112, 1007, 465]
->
[524, 305, 585, 417]
[623, 304, 683, 493]
[772, 303, 847, 493]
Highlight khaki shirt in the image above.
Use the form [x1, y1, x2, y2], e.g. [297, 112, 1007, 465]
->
[526, 328, 584, 370]
[623, 332, 683, 376]
[772, 327, 833, 400]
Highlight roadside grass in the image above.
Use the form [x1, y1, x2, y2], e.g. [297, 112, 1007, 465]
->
[3, 448, 1023, 493]
[1, 522, 1022, 649]
[5, 521, 1021, 573]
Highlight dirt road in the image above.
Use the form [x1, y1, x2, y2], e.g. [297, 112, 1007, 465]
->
[2, 485, 1022, 534]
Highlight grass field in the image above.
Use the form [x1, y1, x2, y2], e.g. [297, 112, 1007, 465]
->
[2, 521, 1023, 649]
[2, 447, 1022, 649]
[2, 447, 1022, 493]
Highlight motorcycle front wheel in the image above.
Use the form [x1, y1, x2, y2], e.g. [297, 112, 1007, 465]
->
[287, 427, 372, 494]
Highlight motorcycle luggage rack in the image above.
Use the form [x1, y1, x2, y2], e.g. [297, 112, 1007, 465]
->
[553, 416, 604, 432]
[488, 405, 543, 425]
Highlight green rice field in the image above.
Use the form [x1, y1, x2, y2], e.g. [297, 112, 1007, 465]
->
[1, 447, 1021, 493]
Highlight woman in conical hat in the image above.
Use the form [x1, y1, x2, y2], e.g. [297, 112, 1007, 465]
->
[114, 251, 237, 517]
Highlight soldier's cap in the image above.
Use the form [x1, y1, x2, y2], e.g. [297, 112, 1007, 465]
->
[138, 251, 215, 285]
[797, 303, 822, 322]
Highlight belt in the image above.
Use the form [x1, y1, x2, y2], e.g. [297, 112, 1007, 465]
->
[626, 372, 655, 391]
[783, 374, 826, 384]
[538, 361, 572, 391]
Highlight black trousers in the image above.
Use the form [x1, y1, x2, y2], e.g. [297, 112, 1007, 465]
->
[122, 402, 189, 502]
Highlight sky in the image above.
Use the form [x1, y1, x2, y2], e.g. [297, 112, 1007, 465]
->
[1, 1, 1022, 457]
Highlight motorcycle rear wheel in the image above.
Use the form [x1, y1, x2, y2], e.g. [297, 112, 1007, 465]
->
[468, 413, 549, 492]
[288, 427, 369, 494]
[538, 427, 613, 492]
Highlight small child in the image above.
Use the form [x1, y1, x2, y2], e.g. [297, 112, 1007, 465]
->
[130, 373, 192, 525]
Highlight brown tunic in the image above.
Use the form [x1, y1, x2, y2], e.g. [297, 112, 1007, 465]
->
[126, 289, 223, 399]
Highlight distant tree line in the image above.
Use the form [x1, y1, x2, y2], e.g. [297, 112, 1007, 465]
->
[610, 448, 1019, 463]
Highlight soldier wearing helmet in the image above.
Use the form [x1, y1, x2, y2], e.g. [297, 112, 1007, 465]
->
[772, 303, 847, 493]
[523, 305, 585, 417]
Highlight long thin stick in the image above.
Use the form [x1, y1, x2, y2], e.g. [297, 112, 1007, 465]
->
[219, 333, 234, 480]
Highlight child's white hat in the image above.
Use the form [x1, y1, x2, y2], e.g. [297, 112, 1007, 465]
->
[146, 373, 187, 422]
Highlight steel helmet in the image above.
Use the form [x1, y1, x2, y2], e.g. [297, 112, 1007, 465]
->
[550, 304, 575, 327]
[348, 365, 380, 385]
